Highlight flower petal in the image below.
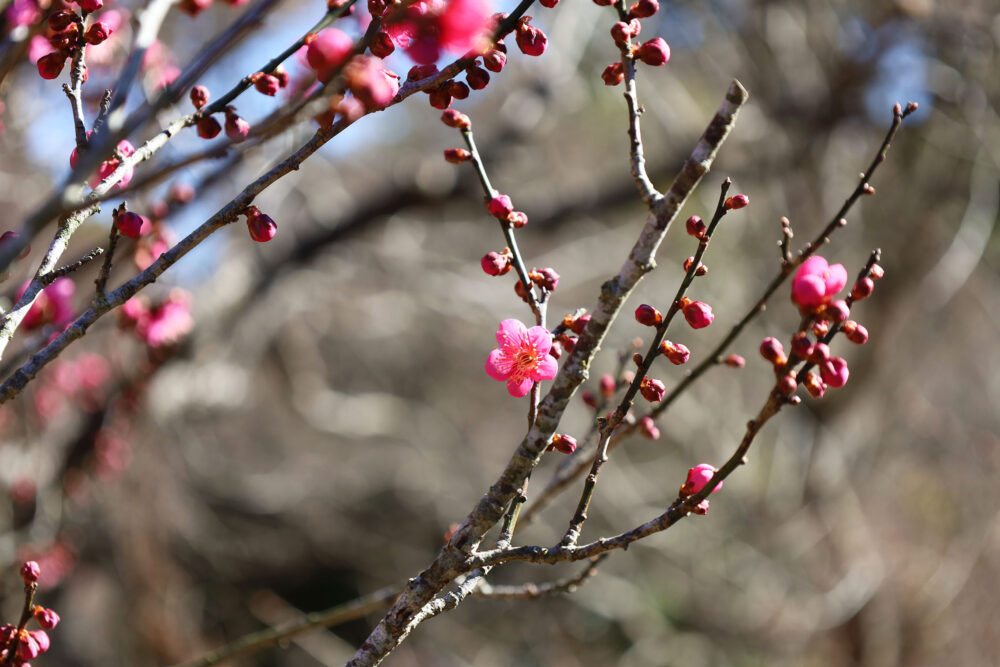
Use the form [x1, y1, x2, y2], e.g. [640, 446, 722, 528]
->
[792, 274, 826, 308]
[496, 318, 528, 351]
[485, 348, 511, 381]
[506, 377, 533, 397]
[796, 255, 828, 280]
[531, 354, 558, 381]
[526, 325, 552, 356]
[824, 263, 848, 297]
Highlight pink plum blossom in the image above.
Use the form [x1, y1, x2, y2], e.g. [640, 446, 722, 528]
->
[485, 318, 557, 397]
[791, 255, 848, 309]
[384, 0, 492, 65]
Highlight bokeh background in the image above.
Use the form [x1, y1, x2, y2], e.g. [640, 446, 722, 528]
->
[1, 0, 999, 665]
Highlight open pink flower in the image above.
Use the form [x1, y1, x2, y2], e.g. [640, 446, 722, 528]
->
[384, 0, 492, 65]
[792, 255, 847, 309]
[486, 318, 557, 397]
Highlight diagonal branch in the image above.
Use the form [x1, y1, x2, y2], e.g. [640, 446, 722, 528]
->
[342, 78, 748, 667]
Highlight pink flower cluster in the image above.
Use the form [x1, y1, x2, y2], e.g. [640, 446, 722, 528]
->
[380, 0, 493, 65]
[485, 319, 557, 397]
[791, 256, 847, 310]
[19, 278, 75, 331]
[119, 291, 193, 348]
[0, 562, 59, 666]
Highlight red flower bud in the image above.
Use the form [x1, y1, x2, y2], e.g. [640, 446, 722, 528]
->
[37, 52, 67, 80]
[253, 72, 280, 96]
[634, 303, 662, 327]
[488, 194, 514, 219]
[639, 376, 666, 402]
[440, 109, 471, 129]
[682, 300, 714, 329]
[685, 215, 705, 238]
[638, 415, 660, 439]
[370, 30, 395, 58]
[628, 0, 658, 18]
[869, 263, 885, 280]
[809, 342, 830, 365]
[777, 373, 797, 395]
[570, 314, 590, 335]
[549, 433, 577, 454]
[508, 211, 528, 228]
[116, 211, 145, 238]
[444, 148, 472, 164]
[244, 206, 277, 242]
[481, 249, 512, 276]
[79, 0, 103, 11]
[482, 48, 507, 72]
[843, 321, 869, 344]
[601, 62, 624, 86]
[724, 194, 749, 210]
[804, 372, 826, 398]
[32, 607, 59, 630]
[851, 277, 874, 301]
[599, 373, 616, 397]
[529, 267, 559, 291]
[224, 110, 250, 143]
[723, 354, 745, 368]
[790, 332, 813, 359]
[84, 20, 112, 45]
[196, 115, 222, 139]
[49, 10, 76, 31]
[824, 299, 850, 323]
[20, 561, 40, 584]
[759, 336, 784, 363]
[466, 65, 490, 90]
[515, 19, 547, 56]
[190, 85, 210, 109]
[820, 357, 849, 388]
[635, 37, 670, 66]
[659, 340, 690, 365]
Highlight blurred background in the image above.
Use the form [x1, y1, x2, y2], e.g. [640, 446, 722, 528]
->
[0, 0, 998, 664]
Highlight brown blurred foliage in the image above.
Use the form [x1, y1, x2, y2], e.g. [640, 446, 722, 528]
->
[1, 0, 999, 665]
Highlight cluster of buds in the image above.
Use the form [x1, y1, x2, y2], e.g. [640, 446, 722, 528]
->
[191, 92, 251, 143]
[0, 562, 59, 665]
[551, 313, 590, 360]
[70, 135, 136, 190]
[485, 194, 529, 228]
[118, 290, 194, 348]
[677, 463, 722, 514]
[761, 255, 883, 399]
[250, 66, 289, 97]
[598, 0, 669, 85]
[242, 205, 277, 243]
[37, 7, 112, 80]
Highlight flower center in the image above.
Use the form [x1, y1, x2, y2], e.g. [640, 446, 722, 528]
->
[514, 349, 537, 371]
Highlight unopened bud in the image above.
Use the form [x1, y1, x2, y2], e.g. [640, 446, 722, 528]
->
[723, 354, 745, 368]
[634, 304, 662, 327]
[639, 376, 666, 402]
[685, 215, 706, 238]
[724, 194, 749, 210]
[444, 148, 472, 164]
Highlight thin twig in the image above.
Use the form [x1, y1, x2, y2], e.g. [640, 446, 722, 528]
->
[519, 103, 916, 524]
[47, 247, 104, 282]
[474, 554, 609, 599]
[168, 586, 399, 667]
